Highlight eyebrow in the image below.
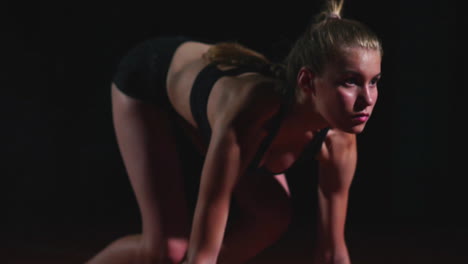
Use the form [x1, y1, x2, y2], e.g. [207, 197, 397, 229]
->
[342, 70, 382, 78]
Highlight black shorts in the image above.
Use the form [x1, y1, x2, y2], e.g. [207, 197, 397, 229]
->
[112, 35, 192, 107]
[112, 35, 240, 219]
[113, 35, 203, 210]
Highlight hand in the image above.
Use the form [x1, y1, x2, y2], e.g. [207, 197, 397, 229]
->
[312, 256, 351, 264]
[312, 248, 351, 264]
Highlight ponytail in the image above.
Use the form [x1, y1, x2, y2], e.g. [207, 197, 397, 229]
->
[203, 42, 287, 81]
[203, 42, 269, 68]
[314, 0, 344, 22]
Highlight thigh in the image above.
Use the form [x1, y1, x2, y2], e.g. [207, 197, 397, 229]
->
[111, 83, 191, 242]
[232, 172, 292, 223]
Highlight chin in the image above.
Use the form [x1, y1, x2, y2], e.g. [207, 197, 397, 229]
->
[351, 123, 367, 134]
[337, 123, 367, 134]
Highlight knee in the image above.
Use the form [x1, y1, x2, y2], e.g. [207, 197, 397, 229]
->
[141, 236, 189, 264]
[165, 237, 188, 263]
[245, 198, 293, 238]
[166, 237, 189, 263]
[264, 200, 292, 236]
[234, 180, 293, 238]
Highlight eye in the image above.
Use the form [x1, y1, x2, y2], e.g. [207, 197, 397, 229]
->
[370, 76, 381, 87]
[343, 77, 358, 87]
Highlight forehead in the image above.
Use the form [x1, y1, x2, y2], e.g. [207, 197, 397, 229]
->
[326, 47, 381, 76]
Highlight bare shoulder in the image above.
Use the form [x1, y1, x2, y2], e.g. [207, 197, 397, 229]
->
[213, 75, 282, 131]
[318, 129, 357, 163]
[210, 76, 283, 170]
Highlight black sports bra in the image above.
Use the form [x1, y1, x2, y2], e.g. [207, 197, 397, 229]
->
[189, 63, 329, 175]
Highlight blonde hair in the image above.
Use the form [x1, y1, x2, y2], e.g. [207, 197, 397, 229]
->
[203, 0, 383, 104]
[202, 42, 287, 80]
[203, 42, 269, 67]
[285, 0, 383, 103]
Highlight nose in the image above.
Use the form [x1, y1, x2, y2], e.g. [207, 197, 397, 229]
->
[355, 85, 374, 110]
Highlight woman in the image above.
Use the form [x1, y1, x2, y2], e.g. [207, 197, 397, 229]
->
[87, 0, 382, 263]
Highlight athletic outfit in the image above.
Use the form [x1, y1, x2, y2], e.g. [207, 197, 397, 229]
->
[113, 35, 192, 108]
[190, 62, 329, 175]
[113, 36, 328, 228]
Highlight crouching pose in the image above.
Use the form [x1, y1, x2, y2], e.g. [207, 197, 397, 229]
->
[87, 0, 383, 263]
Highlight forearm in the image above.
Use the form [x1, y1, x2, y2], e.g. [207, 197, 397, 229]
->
[186, 196, 231, 264]
[314, 190, 351, 264]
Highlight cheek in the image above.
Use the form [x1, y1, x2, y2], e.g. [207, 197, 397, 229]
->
[372, 89, 379, 104]
[367, 88, 379, 112]
[338, 89, 357, 109]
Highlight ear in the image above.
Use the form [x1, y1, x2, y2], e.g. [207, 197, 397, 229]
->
[297, 66, 316, 96]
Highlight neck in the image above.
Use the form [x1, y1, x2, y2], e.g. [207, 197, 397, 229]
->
[285, 99, 329, 136]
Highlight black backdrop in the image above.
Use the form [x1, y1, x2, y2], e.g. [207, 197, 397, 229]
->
[3, 0, 465, 263]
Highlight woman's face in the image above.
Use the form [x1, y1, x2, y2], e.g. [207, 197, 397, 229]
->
[313, 47, 382, 134]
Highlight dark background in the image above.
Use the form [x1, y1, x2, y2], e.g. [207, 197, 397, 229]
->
[3, 0, 465, 263]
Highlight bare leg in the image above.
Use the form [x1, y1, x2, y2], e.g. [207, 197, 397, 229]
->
[86, 84, 191, 264]
[85, 235, 141, 264]
[216, 173, 292, 264]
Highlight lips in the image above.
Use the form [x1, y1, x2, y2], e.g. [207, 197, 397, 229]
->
[352, 113, 369, 123]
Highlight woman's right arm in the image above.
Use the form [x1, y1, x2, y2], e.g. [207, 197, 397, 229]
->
[184, 125, 242, 264]
[184, 78, 281, 264]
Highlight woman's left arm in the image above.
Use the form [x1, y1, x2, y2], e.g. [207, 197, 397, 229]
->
[313, 129, 357, 264]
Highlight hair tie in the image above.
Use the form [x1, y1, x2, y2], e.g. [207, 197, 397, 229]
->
[328, 13, 341, 19]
